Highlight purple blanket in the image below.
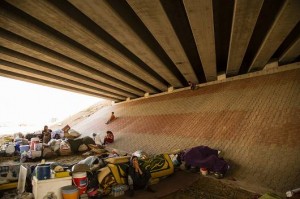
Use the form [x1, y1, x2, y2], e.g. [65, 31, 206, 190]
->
[181, 146, 228, 174]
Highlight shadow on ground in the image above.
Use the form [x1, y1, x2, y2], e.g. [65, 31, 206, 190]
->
[162, 175, 260, 199]
[110, 170, 260, 199]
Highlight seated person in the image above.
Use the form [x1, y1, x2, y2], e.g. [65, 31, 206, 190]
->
[127, 156, 154, 197]
[103, 131, 114, 145]
[188, 81, 197, 90]
[42, 125, 52, 144]
[105, 112, 116, 124]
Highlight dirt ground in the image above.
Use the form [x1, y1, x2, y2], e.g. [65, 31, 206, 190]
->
[161, 175, 260, 199]
[110, 171, 262, 199]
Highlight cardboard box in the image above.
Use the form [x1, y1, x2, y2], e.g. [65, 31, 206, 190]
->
[55, 171, 70, 178]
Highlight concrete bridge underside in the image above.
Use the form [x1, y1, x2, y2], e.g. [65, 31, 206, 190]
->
[0, 0, 299, 101]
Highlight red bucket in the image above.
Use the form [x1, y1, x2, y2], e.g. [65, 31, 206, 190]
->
[72, 172, 87, 195]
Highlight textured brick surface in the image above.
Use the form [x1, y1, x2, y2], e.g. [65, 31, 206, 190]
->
[74, 69, 300, 193]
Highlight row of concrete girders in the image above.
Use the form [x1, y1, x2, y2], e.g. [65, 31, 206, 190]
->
[0, 1, 163, 97]
[2, 0, 177, 91]
[0, 0, 299, 101]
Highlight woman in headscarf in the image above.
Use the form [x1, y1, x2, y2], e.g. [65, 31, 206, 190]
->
[127, 156, 154, 197]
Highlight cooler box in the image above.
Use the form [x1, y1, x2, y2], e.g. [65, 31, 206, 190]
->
[32, 176, 72, 199]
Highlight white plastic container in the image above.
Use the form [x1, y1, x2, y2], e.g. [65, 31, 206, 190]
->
[32, 176, 72, 199]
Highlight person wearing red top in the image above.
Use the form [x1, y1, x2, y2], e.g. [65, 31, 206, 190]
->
[105, 112, 116, 124]
[103, 131, 114, 145]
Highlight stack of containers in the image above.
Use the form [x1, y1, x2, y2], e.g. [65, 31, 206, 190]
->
[30, 137, 42, 158]
[30, 137, 40, 150]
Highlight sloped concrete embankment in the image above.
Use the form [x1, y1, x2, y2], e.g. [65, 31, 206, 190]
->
[72, 68, 300, 194]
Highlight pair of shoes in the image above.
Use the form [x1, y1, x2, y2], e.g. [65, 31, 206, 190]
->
[146, 186, 155, 193]
[214, 172, 223, 179]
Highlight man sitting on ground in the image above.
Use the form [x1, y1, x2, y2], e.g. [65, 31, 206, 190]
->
[127, 156, 155, 197]
[188, 81, 197, 90]
[105, 112, 116, 124]
[42, 125, 52, 144]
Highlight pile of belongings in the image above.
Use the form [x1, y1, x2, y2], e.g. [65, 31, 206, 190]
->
[21, 149, 178, 197]
[62, 126, 81, 139]
[19, 134, 97, 161]
[42, 136, 96, 159]
[17, 144, 232, 198]
[77, 149, 174, 197]
[0, 135, 28, 157]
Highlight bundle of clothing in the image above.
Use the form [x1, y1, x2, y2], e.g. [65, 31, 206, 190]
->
[179, 145, 229, 177]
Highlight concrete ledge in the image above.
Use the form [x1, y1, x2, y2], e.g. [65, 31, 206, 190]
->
[115, 62, 300, 105]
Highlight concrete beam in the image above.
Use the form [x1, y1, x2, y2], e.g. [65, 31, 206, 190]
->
[183, 0, 216, 81]
[0, 1, 157, 93]
[167, 86, 174, 93]
[264, 59, 278, 70]
[217, 72, 226, 81]
[0, 69, 117, 101]
[0, 33, 143, 97]
[0, 48, 132, 99]
[249, 0, 300, 71]
[226, 0, 263, 76]
[0, 60, 125, 101]
[69, 0, 182, 89]
[279, 37, 300, 64]
[127, 0, 197, 83]
[7, 0, 167, 91]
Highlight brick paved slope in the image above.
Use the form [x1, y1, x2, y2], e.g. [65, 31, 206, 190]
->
[73, 68, 300, 193]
